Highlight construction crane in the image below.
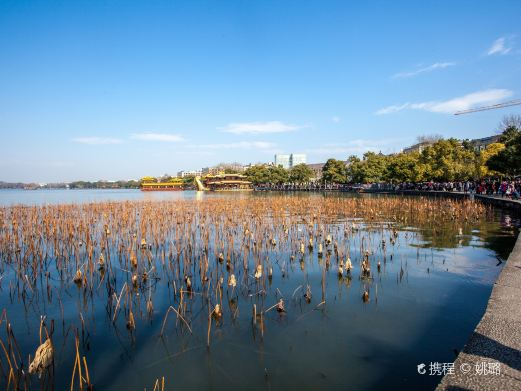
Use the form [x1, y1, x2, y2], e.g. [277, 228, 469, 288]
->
[454, 99, 521, 115]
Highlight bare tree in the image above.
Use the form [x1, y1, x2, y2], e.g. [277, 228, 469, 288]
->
[417, 134, 443, 144]
[498, 114, 521, 133]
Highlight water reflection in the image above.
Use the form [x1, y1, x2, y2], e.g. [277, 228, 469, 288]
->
[0, 194, 518, 391]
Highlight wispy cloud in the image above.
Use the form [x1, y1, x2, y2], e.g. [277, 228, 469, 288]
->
[487, 37, 513, 55]
[220, 121, 301, 135]
[194, 141, 276, 150]
[393, 62, 456, 79]
[375, 103, 411, 115]
[72, 137, 123, 145]
[375, 89, 514, 115]
[130, 132, 184, 142]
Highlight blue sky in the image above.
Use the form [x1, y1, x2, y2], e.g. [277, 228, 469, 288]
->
[1, 0, 520, 182]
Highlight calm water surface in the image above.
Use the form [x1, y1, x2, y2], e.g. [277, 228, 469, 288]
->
[0, 189, 193, 206]
[0, 190, 518, 390]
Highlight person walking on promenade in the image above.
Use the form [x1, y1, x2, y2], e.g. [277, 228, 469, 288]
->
[500, 181, 508, 198]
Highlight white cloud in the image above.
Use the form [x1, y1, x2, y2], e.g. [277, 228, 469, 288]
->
[375, 103, 411, 115]
[131, 132, 184, 142]
[393, 62, 456, 79]
[195, 141, 276, 150]
[72, 137, 123, 145]
[375, 89, 514, 115]
[487, 37, 512, 55]
[220, 121, 301, 134]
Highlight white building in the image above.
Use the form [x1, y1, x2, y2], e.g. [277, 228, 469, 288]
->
[274, 154, 291, 169]
[274, 153, 307, 169]
[177, 170, 202, 178]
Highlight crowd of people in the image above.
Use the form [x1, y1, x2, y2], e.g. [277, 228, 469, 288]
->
[390, 179, 521, 200]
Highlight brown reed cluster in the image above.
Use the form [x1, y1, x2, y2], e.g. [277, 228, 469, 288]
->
[0, 195, 490, 388]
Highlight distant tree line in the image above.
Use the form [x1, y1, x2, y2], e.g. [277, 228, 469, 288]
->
[244, 163, 315, 185]
[0, 181, 36, 189]
[0, 180, 142, 190]
[244, 116, 521, 185]
[337, 124, 519, 184]
[68, 180, 140, 189]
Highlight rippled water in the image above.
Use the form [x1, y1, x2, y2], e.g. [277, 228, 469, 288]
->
[0, 191, 518, 390]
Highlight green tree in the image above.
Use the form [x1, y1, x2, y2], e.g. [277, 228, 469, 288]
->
[346, 153, 392, 183]
[386, 152, 423, 182]
[182, 175, 196, 186]
[288, 163, 314, 183]
[268, 165, 289, 184]
[486, 126, 521, 176]
[224, 167, 239, 174]
[322, 159, 347, 183]
[346, 156, 363, 182]
[419, 138, 475, 181]
[475, 143, 505, 178]
[244, 165, 272, 184]
[360, 152, 388, 183]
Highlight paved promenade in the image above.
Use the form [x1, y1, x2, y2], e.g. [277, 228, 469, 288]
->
[435, 194, 521, 390]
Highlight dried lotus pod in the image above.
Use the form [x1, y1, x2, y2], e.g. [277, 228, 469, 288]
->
[276, 299, 285, 313]
[29, 338, 53, 376]
[304, 285, 312, 303]
[98, 253, 105, 269]
[228, 274, 237, 288]
[345, 257, 352, 272]
[362, 291, 369, 303]
[73, 270, 83, 285]
[325, 234, 332, 245]
[127, 310, 135, 330]
[213, 304, 222, 319]
[130, 251, 138, 268]
[254, 264, 262, 279]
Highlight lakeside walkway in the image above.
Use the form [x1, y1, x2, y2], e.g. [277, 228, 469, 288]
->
[381, 189, 521, 212]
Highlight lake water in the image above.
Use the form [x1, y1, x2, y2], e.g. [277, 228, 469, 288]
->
[0, 190, 518, 390]
[0, 189, 194, 206]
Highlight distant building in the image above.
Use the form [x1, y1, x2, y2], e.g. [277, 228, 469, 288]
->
[274, 153, 307, 169]
[202, 163, 245, 175]
[290, 153, 307, 166]
[202, 167, 219, 175]
[402, 141, 434, 154]
[274, 154, 291, 169]
[468, 135, 501, 152]
[307, 163, 325, 180]
[177, 170, 202, 178]
[306, 160, 350, 181]
[218, 162, 245, 172]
